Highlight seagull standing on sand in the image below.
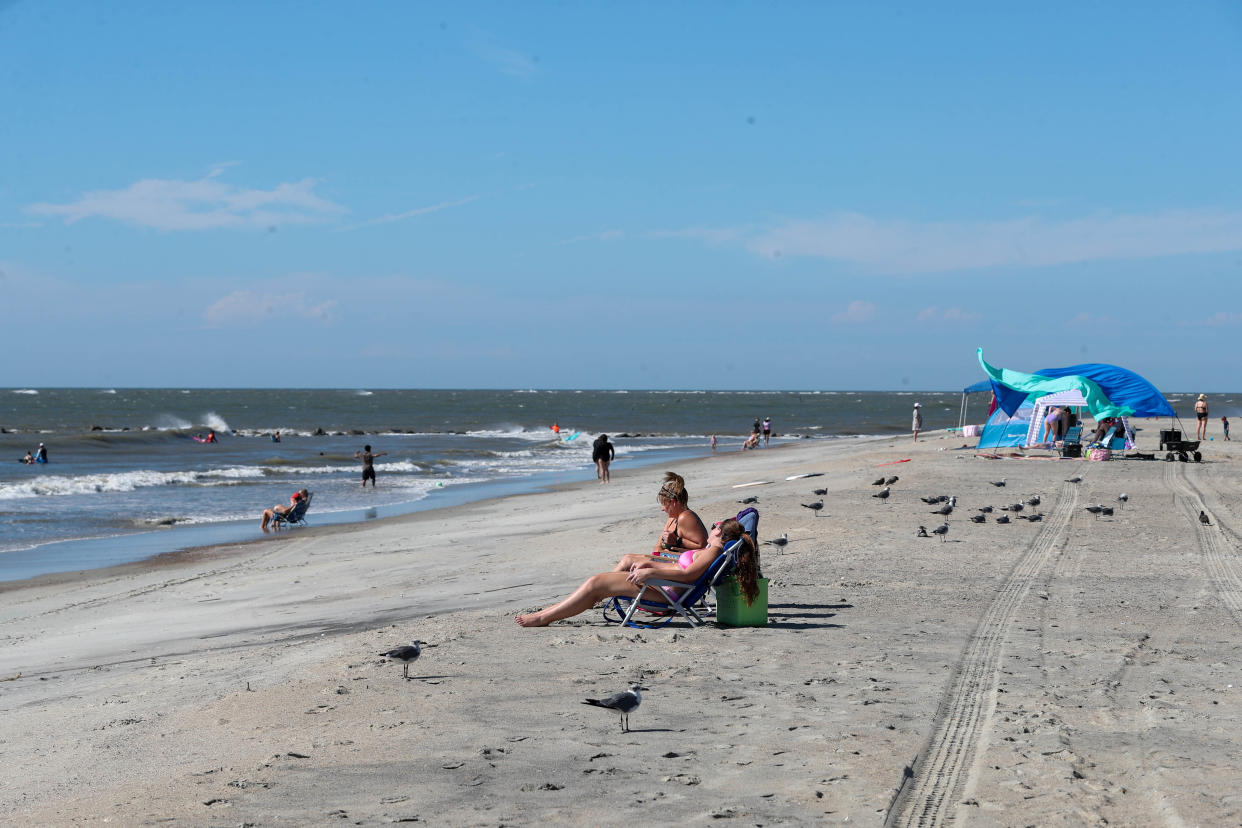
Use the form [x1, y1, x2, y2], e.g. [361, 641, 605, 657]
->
[931, 503, 953, 516]
[1200, 511, 1212, 525]
[812, 488, 828, 496]
[932, 523, 950, 542]
[1117, 493, 1129, 507]
[1066, 475, 1083, 484]
[970, 514, 986, 524]
[764, 533, 789, 547]
[916, 525, 929, 537]
[1025, 495, 1041, 507]
[801, 500, 824, 515]
[380, 640, 423, 680]
[990, 479, 1007, 487]
[978, 506, 993, 513]
[583, 683, 644, 732]
[737, 495, 759, 504]
[883, 475, 899, 485]
[996, 515, 1011, 524]
[872, 477, 886, 486]
[873, 487, 891, 503]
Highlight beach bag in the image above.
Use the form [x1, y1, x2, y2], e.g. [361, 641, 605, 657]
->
[1087, 447, 1111, 461]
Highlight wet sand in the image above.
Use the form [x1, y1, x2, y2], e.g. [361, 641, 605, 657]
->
[2, 428, 1241, 825]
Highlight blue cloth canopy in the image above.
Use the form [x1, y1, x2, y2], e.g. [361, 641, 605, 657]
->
[978, 349, 1175, 419]
[962, 379, 992, 394]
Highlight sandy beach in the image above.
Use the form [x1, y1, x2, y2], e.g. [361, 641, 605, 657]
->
[3, 428, 1241, 826]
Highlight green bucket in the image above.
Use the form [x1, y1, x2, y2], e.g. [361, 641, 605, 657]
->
[716, 576, 769, 627]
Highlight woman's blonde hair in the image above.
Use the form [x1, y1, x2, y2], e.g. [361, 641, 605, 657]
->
[657, 471, 689, 507]
[719, 518, 760, 606]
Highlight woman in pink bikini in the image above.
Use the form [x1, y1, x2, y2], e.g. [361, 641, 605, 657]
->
[515, 518, 758, 627]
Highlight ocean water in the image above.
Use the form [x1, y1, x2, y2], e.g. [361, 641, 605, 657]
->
[0, 388, 1224, 582]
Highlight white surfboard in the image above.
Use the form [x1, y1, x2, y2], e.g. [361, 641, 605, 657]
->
[731, 480, 773, 488]
[785, 472, 824, 480]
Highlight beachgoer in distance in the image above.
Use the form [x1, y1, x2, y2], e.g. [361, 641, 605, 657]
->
[592, 433, 616, 483]
[610, 471, 709, 573]
[35, 442, 48, 463]
[741, 432, 760, 451]
[912, 404, 923, 442]
[260, 488, 308, 532]
[762, 416, 772, 446]
[710, 434, 717, 451]
[1222, 416, 1231, 441]
[356, 444, 387, 488]
[752, 418, 761, 435]
[515, 518, 759, 627]
[205, 430, 217, 444]
[1041, 406, 1062, 444]
[21, 451, 34, 464]
[551, 420, 560, 435]
[272, 431, 281, 443]
[1195, 395, 1208, 440]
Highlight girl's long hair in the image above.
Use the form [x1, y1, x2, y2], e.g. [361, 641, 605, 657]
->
[719, 518, 760, 606]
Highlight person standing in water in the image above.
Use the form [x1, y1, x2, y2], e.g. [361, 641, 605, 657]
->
[35, 443, 48, 463]
[592, 434, 616, 483]
[762, 417, 772, 447]
[356, 444, 387, 488]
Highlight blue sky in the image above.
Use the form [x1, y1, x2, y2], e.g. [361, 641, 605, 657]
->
[3, 2, 1241, 390]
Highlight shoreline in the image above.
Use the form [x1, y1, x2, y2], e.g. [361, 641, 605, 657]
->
[4, 430, 1240, 824]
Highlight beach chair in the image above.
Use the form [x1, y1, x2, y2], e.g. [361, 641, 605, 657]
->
[646, 507, 759, 615]
[1059, 425, 1083, 458]
[602, 537, 743, 629]
[272, 492, 312, 529]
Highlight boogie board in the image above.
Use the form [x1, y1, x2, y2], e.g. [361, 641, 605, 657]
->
[562, 431, 581, 442]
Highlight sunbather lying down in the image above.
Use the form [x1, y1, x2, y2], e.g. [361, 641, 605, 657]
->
[515, 519, 759, 628]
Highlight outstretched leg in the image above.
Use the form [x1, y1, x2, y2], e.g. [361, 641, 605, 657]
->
[516, 572, 642, 627]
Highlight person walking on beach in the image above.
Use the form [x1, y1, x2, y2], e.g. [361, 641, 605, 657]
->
[1195, 395, 1209, 441]
[592, 434, 616, 483]
[912, 404, 923, 442]
[356, 444, 387, 488]
[1222, 416, 1231, 441]
[762, 417, 772, 447]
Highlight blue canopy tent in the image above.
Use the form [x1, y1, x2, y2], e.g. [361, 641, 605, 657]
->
[958, 379, 995, 430]
[978, 398, 1036, 448]
[974, 349, 1175, 449]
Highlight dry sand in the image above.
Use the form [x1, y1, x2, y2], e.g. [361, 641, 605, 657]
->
[2, 429, 1241, 826]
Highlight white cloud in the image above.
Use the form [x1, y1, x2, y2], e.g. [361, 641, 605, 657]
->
[1201, 311, 1242, 327]
[917, 306, 981, 323]
[831, 300, 876, 324]
[747, 209, 1242, 274]
[345, 195, 479, 230]
[203, 290, 338, 326]
[26, 168, 346, 231]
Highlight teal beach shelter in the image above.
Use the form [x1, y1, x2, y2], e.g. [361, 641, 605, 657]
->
[978, 399, 1036, 448]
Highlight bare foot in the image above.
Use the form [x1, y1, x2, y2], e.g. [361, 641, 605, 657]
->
[515, 613, 550, 627]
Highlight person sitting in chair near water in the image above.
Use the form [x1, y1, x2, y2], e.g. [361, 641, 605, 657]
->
[260, 488, 309, 532]
[515, 518, 758, 627]
[609, 472, 708, 574]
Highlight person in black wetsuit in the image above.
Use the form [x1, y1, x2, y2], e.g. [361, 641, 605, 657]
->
[592, 434, 616, 483]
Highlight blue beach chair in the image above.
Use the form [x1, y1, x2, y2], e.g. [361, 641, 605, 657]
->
[272, 491, 312, 529]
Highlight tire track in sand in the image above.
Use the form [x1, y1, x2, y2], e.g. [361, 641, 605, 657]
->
[886, 481, 1078, 828]
[1164, 461, 1242, 627]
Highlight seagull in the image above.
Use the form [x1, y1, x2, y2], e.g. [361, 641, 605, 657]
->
[1065, 475, 1083, 484]
[970, 514, 986, 523]
[380, 640, 423, 680]
[1085, 505, 1104, 516]
[583, 683, 644, 732]
[978, 505, 994, 513]
[931, 523, 950, 542]
[801, 500, 824, 515]
[916, 525, 929, 537]
[812, 488, 828, 496]
[737, 495, 759, 504]
[989, 479, 1007, 487]
[1025, 495, 1041, 507]
[1099, 507, 1114, 518]
[1199, 511, 1211, 525]
[1018, 513, 1044, 522]
[996, 514, 1011, 524]
[871, 477, 886, 486]
[1010, 502, 1025, 512]
[948, 496, 957, 507]
[763, 533, 789, 547]
[1117, 493, 1129, 507]
[872, 487, 891, 503]
[920, 495, 941, 504]
[931, 503, 953, 516]
[883, 475, 899, 485]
